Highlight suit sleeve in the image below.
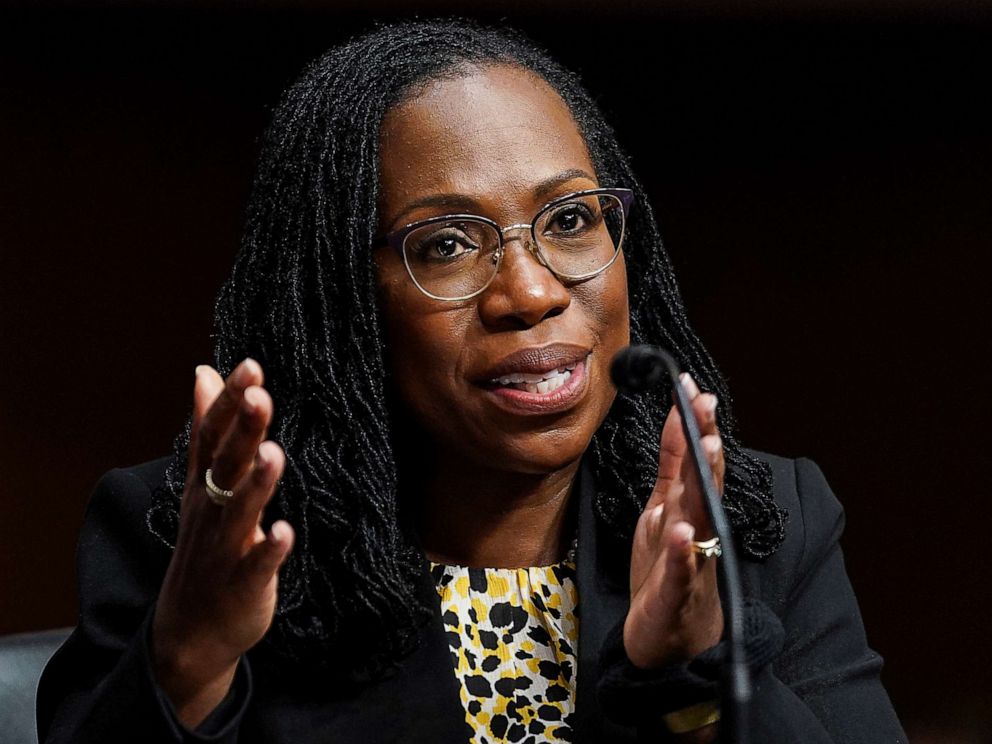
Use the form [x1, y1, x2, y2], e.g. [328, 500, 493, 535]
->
[598, 455, 907, 743]
[36, 466, 252, 743]
[742, 457, 906, 743]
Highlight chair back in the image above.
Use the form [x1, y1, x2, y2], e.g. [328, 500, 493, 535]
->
[0, 628, 73, 744]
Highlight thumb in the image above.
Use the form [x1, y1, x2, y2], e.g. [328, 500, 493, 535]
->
[657, 521, 697, 609]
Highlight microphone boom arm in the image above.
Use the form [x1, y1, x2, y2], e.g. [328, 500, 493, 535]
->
[611, 344, 750, 744]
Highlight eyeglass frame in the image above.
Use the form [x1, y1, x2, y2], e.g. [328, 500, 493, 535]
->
[372, 187, 635, 302]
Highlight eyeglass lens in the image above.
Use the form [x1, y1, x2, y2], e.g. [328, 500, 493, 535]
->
[402, 193, 625, 299]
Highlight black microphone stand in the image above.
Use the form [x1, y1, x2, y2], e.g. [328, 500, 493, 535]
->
[611, 345, 749, 744]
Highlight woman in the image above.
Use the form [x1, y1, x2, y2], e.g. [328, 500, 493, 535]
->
[37, 19, 906, 743]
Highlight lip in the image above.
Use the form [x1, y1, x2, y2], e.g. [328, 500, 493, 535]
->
[475, 343, 592, 416]
[476, 342, 592, 382]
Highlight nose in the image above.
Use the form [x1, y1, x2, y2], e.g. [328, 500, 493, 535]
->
[476, 231, 571, 331]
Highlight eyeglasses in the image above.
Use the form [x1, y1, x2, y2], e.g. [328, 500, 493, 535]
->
[373, 187, 634, 301]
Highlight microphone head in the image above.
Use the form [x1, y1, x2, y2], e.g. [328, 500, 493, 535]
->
[610, 345, 670, 392]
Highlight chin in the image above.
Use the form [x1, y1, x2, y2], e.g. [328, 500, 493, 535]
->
[482, 422, 598, 475]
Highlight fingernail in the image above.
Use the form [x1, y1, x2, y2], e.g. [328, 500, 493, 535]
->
[243, 386, 264, 412]
[708, 437, 722, 463]
[233, 358, 260, 385]
[271, 521, 293, 549]
[230, 361, 249, 387]
[705, 396, 719, 424]
[258, 441, 281, 470]
[680, 373, 701, 398]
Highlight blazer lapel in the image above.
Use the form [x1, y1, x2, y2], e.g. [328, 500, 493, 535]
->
[334, 564, 470, 743]
[573, 460, 638, 744]
[282, 459, 636, 744]
[258, 564, 468, 744]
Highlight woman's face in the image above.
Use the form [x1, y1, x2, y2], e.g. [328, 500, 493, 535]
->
[375, 64, 630, 476]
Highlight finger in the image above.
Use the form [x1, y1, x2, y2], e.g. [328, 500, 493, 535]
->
[194, 358, 264, 478]
[188, 366, 225, 477]
[692, 392, 719, 437]
[647, 520, 697, 612]
[679, 431, 724, 486]
[630, 503, 666, 595]
[649, 375, 713, 512]
[706, 433, 726, 495]
[671, 520, 698, 579]
[240, 520, 295, 587]
[193, 366, 225, 426]
[640, 502, 667, 553]
[675, 433, 723, 540]
[638, 481, 688, 597]
[648, 405, 689, 514]
[656, 404, 686, 483]
[679, 372, 701, 400]
[652, 375, 703, 494]
[223, 440, 285, 539]
[208, 385, 273, 495]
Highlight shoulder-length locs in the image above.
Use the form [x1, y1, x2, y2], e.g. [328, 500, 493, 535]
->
[148, 18, 786, 679]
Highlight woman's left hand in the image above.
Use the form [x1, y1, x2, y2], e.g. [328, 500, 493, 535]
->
[624, 373, 725, 669]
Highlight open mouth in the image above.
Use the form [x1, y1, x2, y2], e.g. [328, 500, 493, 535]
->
[488, 362, 578, 395]
[481, 353, 591, 415]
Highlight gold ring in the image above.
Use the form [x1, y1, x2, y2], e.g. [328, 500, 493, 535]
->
[691, 536, 722, 558]
[204, 468, 235, 507]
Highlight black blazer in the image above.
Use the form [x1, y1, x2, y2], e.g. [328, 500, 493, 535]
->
[37, 453, 906, 743]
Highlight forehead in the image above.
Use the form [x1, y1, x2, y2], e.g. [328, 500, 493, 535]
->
[378, 64, 596, 219]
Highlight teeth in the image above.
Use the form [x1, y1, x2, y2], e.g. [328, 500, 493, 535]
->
[520, 369, 570, 394]
[493, 363, 578, 387]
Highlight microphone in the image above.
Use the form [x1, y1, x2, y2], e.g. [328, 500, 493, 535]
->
[611, 345, 750, 744]
[609, 343, 671, 393]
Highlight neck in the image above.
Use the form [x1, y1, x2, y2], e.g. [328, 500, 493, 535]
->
[411, 457, 581, 569]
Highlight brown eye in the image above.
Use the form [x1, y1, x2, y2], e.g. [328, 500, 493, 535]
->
[408, 225, 480, 262]
[545, 202, 599, 236]
[434, 237, 461, 258]
[554, 210, 581, 231]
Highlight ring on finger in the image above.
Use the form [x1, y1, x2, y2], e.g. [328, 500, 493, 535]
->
[691, 536, 722, 559]
[205, 467, 235, 507]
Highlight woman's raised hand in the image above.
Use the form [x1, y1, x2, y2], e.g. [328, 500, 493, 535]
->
[151, 359, 295, 728]
[624, 374, 725, 670]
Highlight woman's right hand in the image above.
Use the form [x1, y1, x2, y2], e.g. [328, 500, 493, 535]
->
[151, 359, 295, 729]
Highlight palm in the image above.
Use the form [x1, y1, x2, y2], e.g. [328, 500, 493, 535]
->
[623, 375, 725, 670]
[151, 360, 294, 728]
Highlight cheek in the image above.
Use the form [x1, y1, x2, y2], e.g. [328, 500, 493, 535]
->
[573, 259, 630, 426]
[382, 313, 451, 425]
[375, 271, 474, 420]
[606, 259, 631, 335]
[390, 314, 469, 377]
[572, 256, 630, 351]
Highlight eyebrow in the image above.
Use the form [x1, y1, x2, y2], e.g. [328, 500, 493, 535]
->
[389, 168, 598, 228]
[533, 168, 598, 201]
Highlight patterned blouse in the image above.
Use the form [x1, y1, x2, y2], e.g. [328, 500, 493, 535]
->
[430, 559, 579, 744]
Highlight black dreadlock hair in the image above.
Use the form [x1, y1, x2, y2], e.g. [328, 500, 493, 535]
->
[148, 18, 787, 681]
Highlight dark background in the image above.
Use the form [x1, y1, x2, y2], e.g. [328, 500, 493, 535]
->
[2, 1, 990, 741]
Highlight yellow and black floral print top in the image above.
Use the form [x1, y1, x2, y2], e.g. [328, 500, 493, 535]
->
[430, 559, 579, 744]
